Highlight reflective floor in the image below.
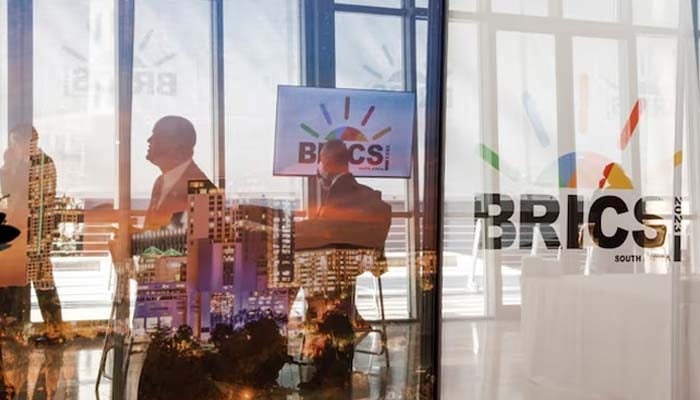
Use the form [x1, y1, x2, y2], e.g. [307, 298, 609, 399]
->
[441, 320, 525, 400]
[0, 320, 545, 400]
[0, 323, 424, 399]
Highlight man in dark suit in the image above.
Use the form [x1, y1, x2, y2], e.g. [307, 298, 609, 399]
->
[143, 116, 210, 230]
[296, 139, 391, 390]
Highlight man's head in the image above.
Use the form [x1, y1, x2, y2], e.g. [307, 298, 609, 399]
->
[146, 116, 197, 171]
[318, 139, 350, 183]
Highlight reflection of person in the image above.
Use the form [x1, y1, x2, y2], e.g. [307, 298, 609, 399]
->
[25, 128, 64, 338]
[0, 128, 63, 338]
[297, 139, 391, 390]
[143, 116, 210, 230]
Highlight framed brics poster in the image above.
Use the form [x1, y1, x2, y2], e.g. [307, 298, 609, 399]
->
[273, 85, 416, 178]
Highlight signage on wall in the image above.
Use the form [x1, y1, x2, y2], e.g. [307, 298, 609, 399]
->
[475, 98, 683, 268]
[273, 85, 416, 177]
[63, 28, 178, 99]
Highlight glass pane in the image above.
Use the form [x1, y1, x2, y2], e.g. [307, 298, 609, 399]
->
[564, 0, 619, 22]
[442, 21, 484, 318]
[224, 0, 302, 199]
[443, 8, 692, 400]
[131, 0, 214, 211]
[572, 36, 624, 190]
[335, 12, 406, 204]
[449, 0, 477, 12]
[496, 31, 558, 195]
[0, 0, 6, 157]
[335, 11, 411, 321]
[496, 31, 558, 307]
[492, 0, 547, 17]
[637, 36, 677, 198]
[33, 0, 116, 323]
[633, 0, 679, 28]
[336, 0, 402, 8]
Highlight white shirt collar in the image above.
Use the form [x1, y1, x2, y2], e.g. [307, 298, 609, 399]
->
[157, 160, 192, 208]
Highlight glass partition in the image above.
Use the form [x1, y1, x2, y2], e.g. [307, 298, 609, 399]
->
[441, 0, 697, 399]
[0, 0, 698, 399]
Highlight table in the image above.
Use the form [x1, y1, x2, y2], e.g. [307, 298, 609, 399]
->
[521, 273, 700, 399]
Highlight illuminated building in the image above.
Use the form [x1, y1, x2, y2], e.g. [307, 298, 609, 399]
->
[133, 281, 188, 335]
[295, 248, 381, 296]
[51, 195, 85, 256]
[186, 181, 298, 334]
[210, 292, 235, 328]
[26, 142, 58, 290]
[131, 227, 187, 257]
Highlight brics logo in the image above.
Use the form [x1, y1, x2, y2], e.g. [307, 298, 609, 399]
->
[296, 96, 393, 171]
[475, 99, 682, 255]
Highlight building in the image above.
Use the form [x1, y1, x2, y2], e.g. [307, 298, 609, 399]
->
[186, 181, 298, 334]
[295, 248, 380, 297]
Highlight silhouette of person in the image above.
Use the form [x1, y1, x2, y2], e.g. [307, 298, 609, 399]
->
[0, 213, 20, 252]
[25, 128, 64, 339]
[143, 116, 210, 230]
[0, 127, 63, 338]
[296, 139, 391, 390]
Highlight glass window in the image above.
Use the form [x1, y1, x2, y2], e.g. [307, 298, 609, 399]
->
[572, 36, 624, 192]
[335, 11, 414, 320]
[336, 12, 407, 203]
[131, 0, 214, 208]
[496, 31, 558, 195]
[0, 0, 6, 157]
[336, 0, 402, 8]
[448, 0, 476, 12]
[442, 21, 484, 317]
[224, 0, 302, 200]
[564, 0, 620, 22]
[637, 36, 677, 197]
[492, 0, 548, 17]
[34, 0, 116, 199]
[33, 0, 117, 322]
[633, 0, 679, 28]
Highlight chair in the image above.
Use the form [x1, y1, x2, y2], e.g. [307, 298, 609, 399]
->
[291, 248, 390, 381]
[353, 252, 390, 370]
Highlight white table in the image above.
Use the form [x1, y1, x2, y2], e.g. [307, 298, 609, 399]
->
[521, 274, 700, 400]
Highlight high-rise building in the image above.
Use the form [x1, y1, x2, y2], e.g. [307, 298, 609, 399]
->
[186, 182, 298, 334]
[26, 142, 58, 290]
[295, 248, 380, 297]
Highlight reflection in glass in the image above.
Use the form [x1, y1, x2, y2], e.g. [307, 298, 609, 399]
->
[223, 0, 302, 198]
[572, 36, 623, 192]
[443, 21, 485, 318]
[633, 0, 679, 28]
[33, 0, 115, 325]
[496, 31, 558, 195]
[0, 0, 6, 157]
[131, 0, 214, 203]
[637, 36, 677, 197]
[563, 0, 619, 22]
[492, 0, 547, 17]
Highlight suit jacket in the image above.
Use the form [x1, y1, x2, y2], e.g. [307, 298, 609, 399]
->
[143, 160, 210, 230]
[297, 174, 391, 250]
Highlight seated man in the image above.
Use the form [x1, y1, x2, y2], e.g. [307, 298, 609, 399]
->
[295, 139, 391, 389]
